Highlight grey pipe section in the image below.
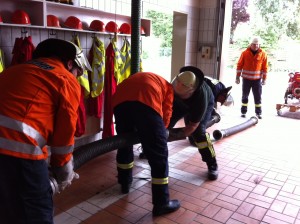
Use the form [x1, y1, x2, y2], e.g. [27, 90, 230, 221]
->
[131, 0, 141, 75]
[206, 113, 221, 129]
[213, 116, 258, 141]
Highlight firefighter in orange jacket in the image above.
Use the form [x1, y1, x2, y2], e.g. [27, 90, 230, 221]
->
[112, 72, 180, 216]
[236, 37, 268, 119]
[0, 38, 91, 224]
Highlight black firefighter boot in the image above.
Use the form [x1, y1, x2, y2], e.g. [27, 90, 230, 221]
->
[207, 158, 219, 180]
[152, 184, 180, 216]
[117, 168, 133, 194]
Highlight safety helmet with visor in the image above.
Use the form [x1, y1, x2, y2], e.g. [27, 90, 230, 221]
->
[32, 38, 92, 76]
[172, 71, 199, 99]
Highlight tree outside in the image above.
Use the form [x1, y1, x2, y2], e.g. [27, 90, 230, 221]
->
[229, 0, 300, 72]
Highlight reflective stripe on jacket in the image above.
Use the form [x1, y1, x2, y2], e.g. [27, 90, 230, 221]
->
[0, 48, 5, 73]
[0, 58, 80, 166]
[236, 47, 268, 80]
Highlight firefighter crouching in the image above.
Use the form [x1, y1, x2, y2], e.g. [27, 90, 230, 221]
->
[168, 66, 219, 180]
[0, 38, 92, 224]
[112, 72, 181, 216]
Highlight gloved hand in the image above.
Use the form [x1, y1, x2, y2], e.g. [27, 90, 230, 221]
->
[51, 156, 79, 192]
[168, 128, 186, 142]
[235, 76, 240, 84]
[262, 79, 266, 85]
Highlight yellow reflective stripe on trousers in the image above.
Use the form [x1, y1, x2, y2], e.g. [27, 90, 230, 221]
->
[242, 103, 248, 106]
[255, 104, 261, 108]
[117, 161, 134, 169]
[0, 114, 46, 147]
[152, 177, 168, 185]
[195, 133, 215, 157]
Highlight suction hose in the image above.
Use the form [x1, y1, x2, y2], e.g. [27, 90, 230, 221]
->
[213, 116, 258, 141]
[206, 113, 221, 129]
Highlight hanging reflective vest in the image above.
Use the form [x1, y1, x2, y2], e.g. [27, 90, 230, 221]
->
[90, 36, 105, 97]
[112, 38, 123, 84]
[71, 35, 90, 96]
[0, 48, 5, 73]
[118, 38, 131, 84]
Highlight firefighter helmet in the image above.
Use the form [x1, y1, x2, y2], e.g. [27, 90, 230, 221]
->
[12, 10, 31, 25]
[89, 20, 105, 32]
[64, 16, 83, 30]
[223, 94, 234, 107]
[47, 15, 61, 28]
[32, 38, 92, 72]
[172, 71, 199, 99]
[119, 23, 131, 34]
[105, 21, 119, 33]
[0, 15, 3, 23]
[179, 66, 204, 87]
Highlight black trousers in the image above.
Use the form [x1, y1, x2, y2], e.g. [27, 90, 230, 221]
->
[0, 154, 53, 224]
[114, 101, 170, 206]
[241, 78, 262, 115]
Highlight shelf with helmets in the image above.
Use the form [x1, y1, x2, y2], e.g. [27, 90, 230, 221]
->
[0, 0, 151, 36]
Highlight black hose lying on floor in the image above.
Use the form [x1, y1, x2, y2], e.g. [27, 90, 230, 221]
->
[73, 128, 185, 170]
[212, 116, 258, 141]
[73, 132, 140, 170]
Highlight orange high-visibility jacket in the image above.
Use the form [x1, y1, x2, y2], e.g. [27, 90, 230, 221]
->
[0, 58, 81, 167]
[112, 72, 174, 127]
[236, 47, 268, 80]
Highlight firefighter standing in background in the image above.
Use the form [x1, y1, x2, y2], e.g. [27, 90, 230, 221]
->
[112, 72, 180, 217]
[235, 37, 268, 119]
[168, 66, 219, 181]
[0, 38, 92, 224]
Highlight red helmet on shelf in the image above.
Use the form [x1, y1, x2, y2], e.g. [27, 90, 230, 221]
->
[12, 10, 31, 25]
[64, 16, 83, 30]
[105, 21, 119, 33]
[119, 23, 131, 34]
[141, 26, 146, 35]
[47, 15, 61, 28]
[89, 20, 105, 32]
[0, 15, 3, 23]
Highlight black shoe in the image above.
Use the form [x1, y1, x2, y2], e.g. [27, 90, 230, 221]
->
[256, 114, 262, 119]
[121, 183, 132, 194]
[241, 114, 246, 118]
[152, 200, 181, 216]
[207, 164, 218, 180]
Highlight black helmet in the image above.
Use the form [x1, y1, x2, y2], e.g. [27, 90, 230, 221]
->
[32, 38, 91, 71]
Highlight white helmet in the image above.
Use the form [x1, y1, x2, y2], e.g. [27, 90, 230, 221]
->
[251, 36, 261, 45]
[172, 71, 199, 99]
[223, 94, 234, 107]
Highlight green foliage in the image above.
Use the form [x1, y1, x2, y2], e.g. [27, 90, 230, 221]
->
[145, 10, 173, 48]
[231, 0, 250, 42]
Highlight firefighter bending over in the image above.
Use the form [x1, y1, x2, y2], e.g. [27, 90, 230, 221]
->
[112, 72, 180, 216]
[0, 38, 92, 224]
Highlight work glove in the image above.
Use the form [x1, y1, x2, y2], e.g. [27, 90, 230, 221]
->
[235, 76, 240, 84]
[168, 128, 186, 142]
[51, 156, 79, 192]
[262, 79, 266, 85]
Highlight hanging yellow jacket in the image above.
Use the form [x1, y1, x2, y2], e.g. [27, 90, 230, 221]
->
[90, 37, 105, 97]
[71, 35, 90, 96]
[118, 38, 131, 84]
[110, 37, 123, 84]
[0, 48, 5, 73]
[236, 47, 268, 81]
